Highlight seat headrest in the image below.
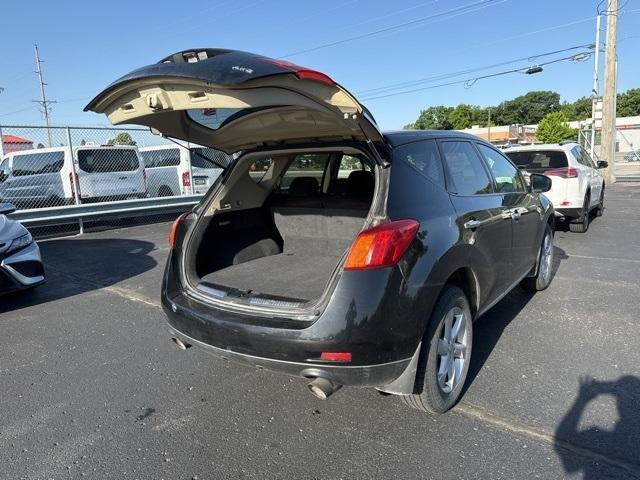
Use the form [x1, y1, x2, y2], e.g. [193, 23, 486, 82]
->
[288, 176, 319, 196]
[346, 170, 374, 198]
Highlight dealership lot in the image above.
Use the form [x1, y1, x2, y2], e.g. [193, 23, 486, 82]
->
[1, 184, 639, 479]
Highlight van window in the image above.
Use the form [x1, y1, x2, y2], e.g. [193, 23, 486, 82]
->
[141, 148, 180, 168]
[78, 149, 140, 173]
[11, 151, 65, 177]
[190, 147, 232, 169]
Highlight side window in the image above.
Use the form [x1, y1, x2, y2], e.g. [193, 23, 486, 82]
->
[476, 144, 525, 193]
[577, 146, 596, 168]
[156, 148, 181, 168]
[12, 152, 65, 176]
[278, 154, 330, 194]
[394, 139, 445, 188]
[439, 141, 493, 195]
[141, 151, 156, 168]
[248, 158, 273, 183]
[572, 146, 591, 167]
[337, 154, 366, 179]
[0, 159, 9, 181]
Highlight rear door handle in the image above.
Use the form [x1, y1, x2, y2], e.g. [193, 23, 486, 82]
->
[464, 219, 482, 230]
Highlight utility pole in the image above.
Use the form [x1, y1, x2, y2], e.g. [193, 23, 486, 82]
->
[33, 44, 56, 147]
[487, 108, 491, 143]
[589, 14, 602, 161]
[600, 0, 618, 184]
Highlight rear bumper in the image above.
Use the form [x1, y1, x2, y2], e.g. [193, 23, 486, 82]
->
[161, 251, 421, 387]
[554, 207, 582, 220]
[168, 326, 411, 386]
[0, 242, 45, 294]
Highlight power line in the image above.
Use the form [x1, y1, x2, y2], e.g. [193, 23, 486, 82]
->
[359, 52, 593, 101]
[356, 43, 594, 96]
[279, 0, 507, 58]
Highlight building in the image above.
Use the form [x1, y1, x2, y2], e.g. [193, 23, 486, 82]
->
[1, 134, 34, 154]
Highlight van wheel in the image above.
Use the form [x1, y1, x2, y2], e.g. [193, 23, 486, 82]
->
[159, 186, 173, 197]
[521, 224, 554, 291]
[401, 286, 473, 414]
[569, 194, 590, 233]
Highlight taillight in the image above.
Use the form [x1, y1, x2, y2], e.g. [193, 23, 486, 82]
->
[544, 167, 578, 178]
[69, 172, 80, 198]
[182, 171, 191, 187]
[344, 219, 419, 271]
[259, 58, 334, 85]
[169, 212, 190, 248]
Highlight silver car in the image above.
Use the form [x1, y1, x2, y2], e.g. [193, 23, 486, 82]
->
[0, 203, 45, 294]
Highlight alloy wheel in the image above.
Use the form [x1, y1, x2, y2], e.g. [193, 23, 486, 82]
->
[436, 307, 469, 394]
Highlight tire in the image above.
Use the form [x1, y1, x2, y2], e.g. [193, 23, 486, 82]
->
[569, 194, 590, 233]
[401, 285, 473, 414]
[596, 187, 605, 217]
[521, 224, 554, 291]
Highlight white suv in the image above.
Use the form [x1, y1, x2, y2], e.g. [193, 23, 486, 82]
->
[505, 142, 607, 233]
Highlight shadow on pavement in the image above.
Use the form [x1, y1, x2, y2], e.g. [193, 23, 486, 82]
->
[555, 376, 640, 479]
[462, 245, 569, 395]
[0, 238, 158, 314]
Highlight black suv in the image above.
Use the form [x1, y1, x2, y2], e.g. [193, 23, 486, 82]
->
[87, 49, 555, 413]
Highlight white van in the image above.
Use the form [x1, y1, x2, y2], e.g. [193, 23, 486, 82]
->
[139, 145, 229, 197]
[0, 145, 147, 208]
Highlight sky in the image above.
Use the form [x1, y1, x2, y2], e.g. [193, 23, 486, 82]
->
[0, 0, 638, 131]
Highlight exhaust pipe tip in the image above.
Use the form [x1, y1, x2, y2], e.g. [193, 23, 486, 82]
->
[171, 337, 192, 350]
[307, 377, 341, 400]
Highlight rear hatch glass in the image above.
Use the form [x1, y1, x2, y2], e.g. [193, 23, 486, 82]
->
[78, 149, 140, 173]
[190, 147, 232, 169]
[506, 150, 568, 172]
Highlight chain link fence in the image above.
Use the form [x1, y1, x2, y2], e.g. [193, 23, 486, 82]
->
[0, 125, 233, 236]
[579, 124, 640, 182]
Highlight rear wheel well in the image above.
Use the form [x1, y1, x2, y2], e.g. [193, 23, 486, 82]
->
[444, 267, 479, 318]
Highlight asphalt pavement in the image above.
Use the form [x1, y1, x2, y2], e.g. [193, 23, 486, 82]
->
[1, 184, 639, 480]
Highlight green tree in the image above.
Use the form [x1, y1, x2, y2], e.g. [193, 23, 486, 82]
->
[447, 104, 477, 129]
[617, 88, 640, 117]
[107, 132, 137, 145]
[36, 143, 45, 149]
[561, 96, 592, 121]
[496, 91, 561, 125]
[407, 106, 454, 130]
[536, 112, 576, 143]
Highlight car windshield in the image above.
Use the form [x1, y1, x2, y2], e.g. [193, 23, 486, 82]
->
[77, 149, 139, 173]
[506, 150, 568, 171]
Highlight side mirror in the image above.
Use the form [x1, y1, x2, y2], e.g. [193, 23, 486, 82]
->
[0, 172, 7, 183]
[0, 202, 16, 215]
[530, 173, 552, 193]
[597, 160, 609, 169]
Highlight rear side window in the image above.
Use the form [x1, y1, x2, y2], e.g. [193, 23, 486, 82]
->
[278, 154, 330, 194]
[506, 150, 568, 171]
[190, 147, 232, 169]
[394, 139, 444, 188]
[141, 148, 180, 168]
[11, 151, 65, 177]
[78, 149, 140, 173]
[439, 141, 493, 195]
[476, 144, 525, 193]
[572, 146, 596, 168]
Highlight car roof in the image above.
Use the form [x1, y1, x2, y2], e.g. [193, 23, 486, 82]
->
[383, 129, 489, 147]
[504, 143, 577, 153]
